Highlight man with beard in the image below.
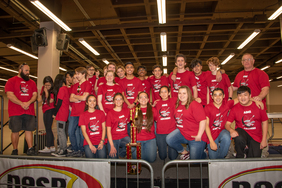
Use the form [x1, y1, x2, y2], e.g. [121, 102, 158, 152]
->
[5, 63, 38, 155]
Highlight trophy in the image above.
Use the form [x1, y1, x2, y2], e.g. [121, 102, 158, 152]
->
[126, 107, 142, 175]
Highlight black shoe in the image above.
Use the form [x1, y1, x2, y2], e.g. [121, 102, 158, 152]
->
[52, 150, 67, 157]
[27, 147, 36, 156]
[11, 149, 18, 155]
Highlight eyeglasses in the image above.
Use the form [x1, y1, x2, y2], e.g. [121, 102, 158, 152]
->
[77, 85, 81, 93]
[114, 98, 123, 101]
[242, 58, 253, 62]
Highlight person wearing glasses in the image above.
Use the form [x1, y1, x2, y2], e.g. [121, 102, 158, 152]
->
[5, 63, 37, 155]
[232, 53, 270, 109]
[86, 64, 99, 97]
[137, 66, 151, 102]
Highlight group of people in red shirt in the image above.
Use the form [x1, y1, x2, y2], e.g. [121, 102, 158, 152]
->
[5, 53, 270, 162]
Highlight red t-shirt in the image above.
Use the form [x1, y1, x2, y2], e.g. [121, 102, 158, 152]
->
[174, 101, 206, 140]
[227, 102, 268, 143]
[233, 68, 270, 109]
[40, 86, 55, 113]
[5, 76, 37, 117]
[169, 70, 197, 98]
[139, 78, 151, 102]
[67, 86, 73, 108]
[97, 84, 122, 113]
[136, 107, 156, 141]
[106, 108, 130, 140]
[55, 86, 70, 122]
[87, 76, 97, 97]
[195, 71, 210, 106]
[79, 110, 106, 146]
[148, 75, 169, 102]
[206, 73, 231, 104]
[71, 81, 92, 116]
[119, 77, 142, 105]
[154, 97, 177, 134]
[202, 100, 234, 143]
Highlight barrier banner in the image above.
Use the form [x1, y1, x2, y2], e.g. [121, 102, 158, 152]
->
[0, 158, 110, 188]
[209, 161, 282, 188]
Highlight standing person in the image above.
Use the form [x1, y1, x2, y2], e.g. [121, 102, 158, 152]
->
[5, 63, 37, 155]
[137, 65, 151, 101]
[147, 65, 169, 103]
[166, 86, 206, 160]
[116, 65, 126, 83]
[169, 54, 198, 99]
[86, 64, 98, 97]
[132, 92, 157, 163]
[97, 62, 119, 87]
[51, 74, 70, 157]
[97, 70, 122, 115]
[233, 53, 270, 109]
[68, 67, 92, 157]
[154, 86, 178, 160]
[79, 95, 106, 158]
[225, 86, 268, 158]
[38, 76, 56, 153]
[106, 93, 130, 159]
[119, 62, 142, 109]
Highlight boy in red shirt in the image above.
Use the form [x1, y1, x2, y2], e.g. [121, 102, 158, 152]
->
[86, 64, 98, 97]
[137, 65, 151, 102]
[225, 86, 268, 158]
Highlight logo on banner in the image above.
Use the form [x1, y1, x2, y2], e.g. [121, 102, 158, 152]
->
[0, 164, 103, 188]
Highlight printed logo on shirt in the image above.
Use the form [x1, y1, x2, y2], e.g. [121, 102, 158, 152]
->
[196, 80, 201, 89]
[153, 80, 162, 90]
[88, 120, 100, 133]
[174, 112, 183, 126]
[242, 114, 255, 128]
[126, 86, 135, 97]
[240, 75, 249, 86]
[209, 81, 219, 94]
[142, 83, 147, 92]
[105, 90, 115, 102]
[213, 113, 223, 128]
[159, 106, 170, 118]
[20, 82, 29, 94]
[117, 116, 127, 131]
[173, 78, 182, 91]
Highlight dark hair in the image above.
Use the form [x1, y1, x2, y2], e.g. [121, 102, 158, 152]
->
[190, 58, 202, 69]
[125, 62, 134, 67]
[84, 95, 96, 111]
[136, 92, 153, 133]
[212, 88, 224, 96]
[108, 62, 116, 69]
[237, 86, 251, 95]
[65, 70, 75, 78]
[152, 65, 162, 71]
[86, 64, 95, 70]
[137, 65, 147, 72]
[175, 54, 187, 62]
[175, 86, 193, 109]
[53, 74, 66, 106]
[159, 85, 170, 94]
[42, 76, 54, 106]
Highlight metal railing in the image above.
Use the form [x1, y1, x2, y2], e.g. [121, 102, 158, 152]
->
[0, 155, 154, 188]
[0, 95, 3, 154]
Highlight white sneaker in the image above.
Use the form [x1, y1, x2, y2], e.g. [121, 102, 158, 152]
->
[39, 147, 51, 153]
[50, 147, 56, 152]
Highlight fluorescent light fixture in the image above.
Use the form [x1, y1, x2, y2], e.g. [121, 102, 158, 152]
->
[0, 86, 4, 88]
[157, 0, 166, 24]
[162, 55, 167, 67]
[275, 59, 282, 64]
[237, 29, 261, 49]
[160, 32, 167, 52]
[30, 0, 71, 31]
[221, 53, 235, 65]
[0, 90, 3, 92]
[78, 38, 100, 56]
[269, 79, 273, 82]
[278, 84, 282, 87]
[216, 67, 220, 70]
[59, 67, 67, 71]
[102, 58, 109, 65]
[276, 76, 282, 79]
[163, 68, 167, 74]
[7, 44, 38, 59]
[260, 65, 270, 71]
[0, 78, 8, 82]
[0, 64, 37, 79]
[29, 75, 38, 79]
[268, 6, 282, 20]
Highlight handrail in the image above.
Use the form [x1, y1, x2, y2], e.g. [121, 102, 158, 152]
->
[0, 95, 3, 154]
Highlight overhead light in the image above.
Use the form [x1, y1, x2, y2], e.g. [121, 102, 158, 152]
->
[278, 85, 282, 87]
[160, 32, 167, 52]
[30, 0, 71, 31]
[59, 67, 67, 71]
[157, 0, 166, 24]
[276, 76, 282, 79]
[162, 55, 167, 66]
[0, 90, 3, 92]
[163, 68, 167, 74]
[260, 66, 270, 71]
[102, 58, 109, 65]
[78, 38, 100, 56]
[217, 67, 220, 70]
[0, 66, 18, 74]
[0, 78, 8, 82]
[221, 53, 235, 65]
[269, 79, 273, 82]
[237, 29, 261, 49]
[275, 59, 282, 64]
[0, 86, 4, 88]
[268, 6, 282, 20]
[7, 44, 38, 59]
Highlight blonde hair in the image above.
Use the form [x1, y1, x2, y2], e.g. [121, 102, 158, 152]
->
[206, 57, 220, 66]
[175, 86, 193, 109]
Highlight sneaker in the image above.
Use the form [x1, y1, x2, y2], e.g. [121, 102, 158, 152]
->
[39, 147, 51, 153]
[50, 146, 56, 152]
[72, 150, 82, 157]
[180, 151, 190, 160]
[52, 150, 67, 157]
[67, 145, 73, 153]
[11, 149, 18, 155]
[27, 147, 36, 156]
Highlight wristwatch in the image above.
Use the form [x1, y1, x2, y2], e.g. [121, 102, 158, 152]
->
[229, 97, 232, 100]
[134, 102, 137, 105]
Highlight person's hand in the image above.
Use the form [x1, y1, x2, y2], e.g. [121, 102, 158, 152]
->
[192, 135, 201, 141]
[194, 97, 202, 103]
[171, 74, 176, 82]
[109, 145, 117, 157]
[128, 103, 135, 109]
[185, 67, 190, 71]
[253, 100, 264, 110]
[44, 86, 48, 93]
[89, 144, 97, 154]
[52, 115, 56, 118]
[260, 139, 267, 149]
[252, 96, 262, 101]
[216, 71, 222, 82]
[21, 102, 30, 110]
[229, 129, 239, 138]
[98, 141, 104, 150]
[152, 99, 160, 107]
[210, 141, 218, 151]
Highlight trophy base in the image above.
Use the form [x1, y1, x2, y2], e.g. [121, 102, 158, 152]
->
[126, 143, 141, 175]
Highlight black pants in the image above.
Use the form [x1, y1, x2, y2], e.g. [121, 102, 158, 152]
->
[43, 109, 55, 147]
[234, 128, 261, 158]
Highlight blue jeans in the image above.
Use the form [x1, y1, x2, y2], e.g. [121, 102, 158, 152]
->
[156, 133, 178, 160]
[107, 136, 130, 159]
[166, 129, 206, 159]
[84, 144, 106, 158]
[68, 116, 84, 151]
[132, 138, 157, 163]
[207, 129, 231, 159]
